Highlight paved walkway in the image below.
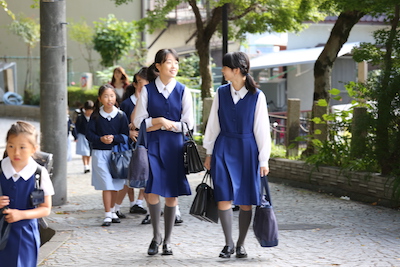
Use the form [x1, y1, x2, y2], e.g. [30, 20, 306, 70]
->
[0, 118, 399, 266]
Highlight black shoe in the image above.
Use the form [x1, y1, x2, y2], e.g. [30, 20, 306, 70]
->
[141, 214, 151, 224]
[232, 205, 240, 211]
[235, 246, 247, 258]
[161, 244, 173, 255]
[101, 218, 111, 227]
[219, 246, 235, 258]
[84, 169, 90, 174]
[116, 211, 126, 219]
[175, 215, 183, 224]
[130, 204, 148, 214]
[148, 240, 161, 255]
[111, 217, 121, 223]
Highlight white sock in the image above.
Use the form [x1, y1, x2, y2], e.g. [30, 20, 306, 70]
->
[136, 199, 143, 207]
[104, 211, 112, 221]
[130, 201, 136, 207]
[114, 204, 121, 212]
[111, 212, 119, 219]
[176, 205, 181, 216]
[110, 207, 115, 213]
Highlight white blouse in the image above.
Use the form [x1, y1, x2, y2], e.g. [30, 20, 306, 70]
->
[203, 84, 271, 168]
[133, 77, 194, 132]
[1, 157, 55, 196]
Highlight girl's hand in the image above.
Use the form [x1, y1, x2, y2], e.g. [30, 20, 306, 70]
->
[160, 118, 177, 131]
[3, 208, 23, 223]
[204, 155, 211, 170]
[129, 129, 138, 142]
[260, 166, 269, 177]
[0, 196, 10, 209]
[100, 135, 114, 144]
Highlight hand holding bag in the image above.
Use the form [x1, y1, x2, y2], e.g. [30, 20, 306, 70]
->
[182, 122, 204, 174]
[189, 170, 218, 223]
[128, 121, 149, 188]
[110, 135, 132, 179]
[253, 176, 279, 247]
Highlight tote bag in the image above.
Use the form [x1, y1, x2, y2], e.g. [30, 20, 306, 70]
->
[253, 176, 279, 247]
[182, 122, 204, 174]
[128, 121, 149, 188]
[110, 135, 132, 179]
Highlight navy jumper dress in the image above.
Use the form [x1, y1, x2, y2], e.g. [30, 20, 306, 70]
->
[144, 81, 191, 197]
[211, 84, 261, 205]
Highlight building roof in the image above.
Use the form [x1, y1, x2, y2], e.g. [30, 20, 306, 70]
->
[250, 42, 359, 70]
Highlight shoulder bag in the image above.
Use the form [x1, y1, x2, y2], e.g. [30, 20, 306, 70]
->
[253, 176, 279, 247]
[0, 166, 11, 250]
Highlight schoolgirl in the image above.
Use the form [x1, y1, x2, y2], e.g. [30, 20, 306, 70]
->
[203, 51, 271, 258]
[75, 100, 95, 173]
[114, 67, 149, 218]
[85, 84, 130, 226]
[0, 121, 54, 267]
[133, 49, 193, 256]
[109, 66, 130, 102]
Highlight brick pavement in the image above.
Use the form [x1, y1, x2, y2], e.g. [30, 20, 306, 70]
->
[0, 118, 399, 266]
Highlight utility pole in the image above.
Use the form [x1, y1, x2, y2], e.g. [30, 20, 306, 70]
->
[40, 0, 68, 205]
[222, 3, 228, 85]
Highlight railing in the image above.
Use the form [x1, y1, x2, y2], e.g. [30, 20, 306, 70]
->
[189, 88, 202, 134]
[269, 110, 311, 146]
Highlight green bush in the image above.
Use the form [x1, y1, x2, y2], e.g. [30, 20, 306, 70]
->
[68, 86, 98, 108]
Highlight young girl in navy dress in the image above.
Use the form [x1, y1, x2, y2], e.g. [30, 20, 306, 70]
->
[75, 100, 95, 173]
[133, 49, 193, 256]
[0, 121, 54, 267]
[86, 84, 130, 226]
[203, 51, 271, 258]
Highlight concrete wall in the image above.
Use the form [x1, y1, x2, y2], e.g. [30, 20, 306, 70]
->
[0, 104, 40, 120]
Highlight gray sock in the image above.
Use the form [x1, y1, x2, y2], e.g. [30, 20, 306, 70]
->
[163, 205, 176, 244]
[237, 209, 252, 247]
[218, 208, 234, 248]
[148, 202, 162, 243]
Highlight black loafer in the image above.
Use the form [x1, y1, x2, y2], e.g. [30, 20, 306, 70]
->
[161, 244, 173, 255]
[141, 214, 151, 224]
[219, 245, 235, 258]
[116, 211, 126, 219]
[101, 221, 111, 227]
[148, 240, 161, 255]
[235, 246, 247, 258]
[112, 218, 121, 223]
[174, 215, 183, 224]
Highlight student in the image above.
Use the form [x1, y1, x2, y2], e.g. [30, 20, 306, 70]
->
[86, 84, 130, 227]
[114, 67, 149, 218]
[0, 121, 54, 267]
[75, 100, 95, 173]
[67, 110, 78, 162]
[203, 51, 271, 258]
[109, 66, 130, 102]
[133, 49, 193, 256]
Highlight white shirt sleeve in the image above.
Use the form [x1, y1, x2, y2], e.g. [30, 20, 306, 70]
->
[39, 167, 55, 196]
[202, 90, 221, 155]
[133, 86, 151, 129]
[254, 92, 271, 168]
[173, 86, 194, 132]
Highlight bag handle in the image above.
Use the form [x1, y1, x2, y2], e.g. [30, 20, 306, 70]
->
[181, 122, 194, 142]
[261, 176, 273, 206]
[136, 120, 148, 148]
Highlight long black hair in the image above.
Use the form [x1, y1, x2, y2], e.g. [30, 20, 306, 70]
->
[222, 51, 258, 94]
[147, 49, 179, 82]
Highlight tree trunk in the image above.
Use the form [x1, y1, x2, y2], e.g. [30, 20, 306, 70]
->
[196, 37, 213, 99]
[376, 5, 399, 175]
[304, 10, 364, 155]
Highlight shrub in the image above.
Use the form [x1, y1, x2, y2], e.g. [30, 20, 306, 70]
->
[67, 86, 98, 108]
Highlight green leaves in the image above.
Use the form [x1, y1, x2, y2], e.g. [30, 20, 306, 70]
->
[93, 14, 138, 67]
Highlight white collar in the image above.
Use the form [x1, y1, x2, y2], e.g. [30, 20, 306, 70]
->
[130, 94, 137, 105]
[99, 106, 119, 121]
[1, 157, 37, 181]
[155, 77, 176, 94]
[230, 84, 248, 99]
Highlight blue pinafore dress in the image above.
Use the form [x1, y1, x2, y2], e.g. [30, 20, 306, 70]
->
[0, 170, 40, 267]
[144, 81, 191, 197]
[211, 84, 261, 205]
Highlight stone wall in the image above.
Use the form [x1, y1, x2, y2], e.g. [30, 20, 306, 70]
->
[269, 158, 397, 207]
[0, 104, 40, 120]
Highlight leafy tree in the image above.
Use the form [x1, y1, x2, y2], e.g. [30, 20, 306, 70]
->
[69, 19, 96, 76]
[112, 0, 327, 99]
[306, 0, 399, 155]
[0, 0, 15, 20]
[8, 14, 40, 102]
[93, 14, 138, 67]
